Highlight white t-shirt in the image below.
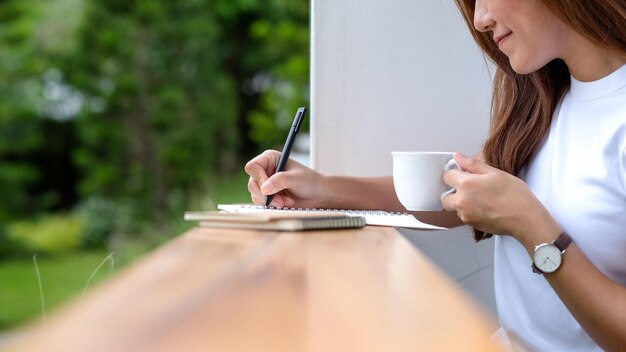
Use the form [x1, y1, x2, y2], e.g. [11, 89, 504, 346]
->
[494, 63, 626, 351]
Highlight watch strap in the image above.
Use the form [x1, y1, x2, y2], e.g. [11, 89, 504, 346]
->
[531, 262, 543, 274]
[554, 231, 572, 252]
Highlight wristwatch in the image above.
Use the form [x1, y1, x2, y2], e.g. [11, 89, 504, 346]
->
[531, 232, 572, 274]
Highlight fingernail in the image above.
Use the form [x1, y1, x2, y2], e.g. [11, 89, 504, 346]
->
[455, 152, 467, 160]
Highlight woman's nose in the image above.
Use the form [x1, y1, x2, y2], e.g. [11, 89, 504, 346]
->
[474, 0, 495, 32]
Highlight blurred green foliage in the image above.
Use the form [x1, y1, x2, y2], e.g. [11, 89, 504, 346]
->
[7, 213, 84, 254]
[75, 197, 132, 248]
[0, 0, 309, 329]
[0, 0, 309, 250]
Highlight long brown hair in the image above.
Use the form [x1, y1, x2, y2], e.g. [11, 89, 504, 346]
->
[453, 0, 626, 241]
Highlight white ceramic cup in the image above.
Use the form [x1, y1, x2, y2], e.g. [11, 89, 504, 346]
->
[392, 151, 458, 211]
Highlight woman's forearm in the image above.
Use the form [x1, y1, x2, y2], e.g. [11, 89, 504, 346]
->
[320, 175, 403, 211]
[319, 175, 464, 228]
[544, 244, 626, 351]
[516, 217, 626, 351]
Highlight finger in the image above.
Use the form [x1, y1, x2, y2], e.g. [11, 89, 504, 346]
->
[251, 192, 265, 205]
[282, 196, 296, 208]
[244, 161, 269, 187]
[443, 168, 467, 189]
[244, 150, 280, 184]
[269, 194, 287, 208]
[261, 171, 290, 196]
[441, 191, 458, 212]
[248, 177, 263, 199]
[454, 152, 492, 175]
[262, 192, 289, 208]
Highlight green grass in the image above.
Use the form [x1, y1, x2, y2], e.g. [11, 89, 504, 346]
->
[0, 247, 148, 331]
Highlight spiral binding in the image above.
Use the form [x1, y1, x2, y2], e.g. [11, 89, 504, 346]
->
[300, 216, 367, 230]
[256, 205, 411, 217]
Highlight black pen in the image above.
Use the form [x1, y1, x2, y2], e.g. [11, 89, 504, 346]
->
[265, 107, 307, 207]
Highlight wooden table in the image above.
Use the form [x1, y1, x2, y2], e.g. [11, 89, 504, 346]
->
[8, 226, 502, 352]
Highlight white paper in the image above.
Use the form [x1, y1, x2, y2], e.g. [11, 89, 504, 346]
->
[217, 204, 445, 230]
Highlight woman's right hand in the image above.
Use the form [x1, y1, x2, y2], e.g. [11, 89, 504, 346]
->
[245, 150, 325, 208]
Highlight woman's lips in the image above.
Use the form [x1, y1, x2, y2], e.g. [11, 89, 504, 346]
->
[496, 32, 512, 47]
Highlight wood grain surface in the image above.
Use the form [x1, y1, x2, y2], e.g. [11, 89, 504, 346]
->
[7, 226, 502, 352]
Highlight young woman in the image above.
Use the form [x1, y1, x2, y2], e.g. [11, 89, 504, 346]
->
[245, 0, 626, 350]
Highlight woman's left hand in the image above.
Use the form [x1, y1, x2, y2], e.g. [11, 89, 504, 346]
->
[442, 152, 556, 241]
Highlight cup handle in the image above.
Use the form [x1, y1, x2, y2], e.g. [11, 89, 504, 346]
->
[441, 159, 459, 201]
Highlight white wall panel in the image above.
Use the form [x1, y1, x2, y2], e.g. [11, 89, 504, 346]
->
[311, 0, 492, 175]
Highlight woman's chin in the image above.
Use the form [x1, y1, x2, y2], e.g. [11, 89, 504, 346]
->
[509, 58, 548, 75]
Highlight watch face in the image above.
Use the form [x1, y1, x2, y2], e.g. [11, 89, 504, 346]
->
[533, 244, 562, 273]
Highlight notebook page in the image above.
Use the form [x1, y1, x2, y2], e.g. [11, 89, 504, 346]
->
[217, 204, 445, 230]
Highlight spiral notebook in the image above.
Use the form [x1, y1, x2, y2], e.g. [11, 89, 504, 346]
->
[184, 210, 366, 231]
[217, 204, 445, 230]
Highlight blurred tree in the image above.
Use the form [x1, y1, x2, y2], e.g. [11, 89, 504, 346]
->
[0, 1, 41, 223]
[0, 0, 309, 228]
[0, 0, 84, 222]
[64, 0, 309, 222]
[64, 0, 238, 221]
[214, 0, 310, 154]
